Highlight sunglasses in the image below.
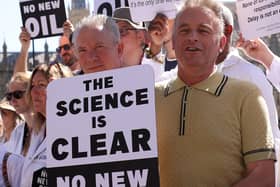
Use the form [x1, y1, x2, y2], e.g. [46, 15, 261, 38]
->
[56, 44, 71, 53]
[6, 90, 26, 101]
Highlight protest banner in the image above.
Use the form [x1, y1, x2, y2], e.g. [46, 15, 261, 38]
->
[19, 0, 66, 39]
[128, 0, 181, 22]
[236, 0, 280, 39]
[94, 0, 129, 16]
[46, 65, 159, 187]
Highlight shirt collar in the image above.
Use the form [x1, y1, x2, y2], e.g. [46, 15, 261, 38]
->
[165, 71, 228, 97]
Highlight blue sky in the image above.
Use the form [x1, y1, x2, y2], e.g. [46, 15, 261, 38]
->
[0, 0, 75, 52]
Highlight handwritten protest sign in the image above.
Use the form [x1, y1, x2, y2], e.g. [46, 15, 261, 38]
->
[128, 0, 182, 22]
[46, 65, 159, 186]
[19, 0, 66, 39]
[236, 0, 280, 39]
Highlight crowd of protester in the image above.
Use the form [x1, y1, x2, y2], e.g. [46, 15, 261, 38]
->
[0, 0, 280, 186]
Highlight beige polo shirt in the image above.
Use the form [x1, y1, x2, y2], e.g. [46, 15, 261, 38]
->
[155, 72, 275, 187]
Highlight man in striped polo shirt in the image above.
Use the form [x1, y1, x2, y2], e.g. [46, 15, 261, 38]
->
[155, 0, 276, 186]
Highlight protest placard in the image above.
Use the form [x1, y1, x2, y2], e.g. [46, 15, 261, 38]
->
[236, 0, 280, 39]
[46, 65, 159, 187]
[94, 0, 129, 16]
[19, 0, 66, 39]
[128, 0, 181, 22]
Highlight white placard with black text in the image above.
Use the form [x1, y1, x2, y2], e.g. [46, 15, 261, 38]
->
[46, 65, 159, 187]
[128, 0, 182, 22]
[236, 0, 280, 39]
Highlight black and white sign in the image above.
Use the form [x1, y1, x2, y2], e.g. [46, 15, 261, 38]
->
[32, 167, 48, 187]
[94, 0, 129, 16]
[128, 0, 181, 22]
[236, 0, 280, 39]
[19, 0, 66, 39]
[46, 65, 159, 187]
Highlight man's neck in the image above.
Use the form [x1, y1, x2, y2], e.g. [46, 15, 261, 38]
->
[178, 65, 215, 86]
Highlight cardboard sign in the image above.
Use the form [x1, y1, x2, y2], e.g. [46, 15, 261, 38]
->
[128, 0, 182, 22]
[19, 0, 66, 39]
[94, 0, 129, 16]
[236, 0, 280, 39]
[46, 65, 159, 187]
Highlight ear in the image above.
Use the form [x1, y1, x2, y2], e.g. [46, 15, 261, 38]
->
[219, 35, 227, 52]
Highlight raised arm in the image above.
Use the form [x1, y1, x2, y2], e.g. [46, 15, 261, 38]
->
[63, 19, 74, 39]
[236, 34, 275, 70]
[14, 27, 31, 74]
[237, 34, 280, 91]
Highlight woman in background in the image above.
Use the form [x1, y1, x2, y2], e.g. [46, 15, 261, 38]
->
[0, 63, 72, 187]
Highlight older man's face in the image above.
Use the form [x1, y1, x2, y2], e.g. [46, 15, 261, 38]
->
[75, 27, 122, 74]
[173, 7, 225, 73]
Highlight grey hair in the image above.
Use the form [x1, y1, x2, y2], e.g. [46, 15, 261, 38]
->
[221, 4, 234, 26]
[175, 0, 225, 38]
[72, 14, 120, 45]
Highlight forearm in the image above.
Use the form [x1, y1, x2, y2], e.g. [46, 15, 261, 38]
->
[258, 50, 274, 70]
[233, 160, 275, 187]
[266, 56, 280, 92]
[14, 46, 29, 74]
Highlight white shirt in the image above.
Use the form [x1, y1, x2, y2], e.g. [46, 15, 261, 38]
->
[3, 124, 46, 187]
[142, 55, 164, 82]
[218, 49, 280, 139]
[267, 56, 280, 92]
[157, 66, 178, 82]
[4, 122, 25, 154]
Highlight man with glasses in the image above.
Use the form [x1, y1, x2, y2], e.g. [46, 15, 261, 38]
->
[113, 7, 147, 67]
[57, 35, 80, 74]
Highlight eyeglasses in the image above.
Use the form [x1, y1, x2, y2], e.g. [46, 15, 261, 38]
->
[5, 90, 26, 101]
[119, 28, 138, 37]
[56, 44, 71, 53]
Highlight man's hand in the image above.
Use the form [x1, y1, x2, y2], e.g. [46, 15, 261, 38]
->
[236, 33, 274, 70]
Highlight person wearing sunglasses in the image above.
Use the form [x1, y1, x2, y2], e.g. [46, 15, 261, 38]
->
[0, 63, 73, 187]
[57, 35, 80, 74]
[3, 72, 37, 157]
